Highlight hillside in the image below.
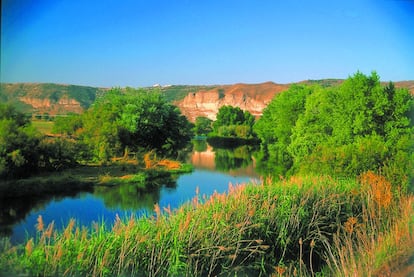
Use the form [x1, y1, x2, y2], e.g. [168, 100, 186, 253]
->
[0, 83, 107, 116]
[1, 80, 413, 121]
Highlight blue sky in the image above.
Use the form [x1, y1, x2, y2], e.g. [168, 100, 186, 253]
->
[1, 0, 413, 87]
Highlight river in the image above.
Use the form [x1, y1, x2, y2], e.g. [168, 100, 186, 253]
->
[0, 142, 260, 244]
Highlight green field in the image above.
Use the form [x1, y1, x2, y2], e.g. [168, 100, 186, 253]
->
[31, 120, 54, 134]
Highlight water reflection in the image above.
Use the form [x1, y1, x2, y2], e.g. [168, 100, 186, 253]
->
[94, 175, 178, 211]
[215, 146, 252, 171]
[191, 141, 259, 178]
[192, 139, 208, 152]
[1, 142, 260, 244]
[0, 189, 91, 237]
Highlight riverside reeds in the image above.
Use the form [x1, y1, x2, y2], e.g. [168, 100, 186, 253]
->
[0, 173, 412, 276]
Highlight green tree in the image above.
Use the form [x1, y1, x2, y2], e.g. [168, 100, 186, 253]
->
[80, 89, 124, 162]
[254, 85, 312, 174]
[71, 88, 193, 162]
[193, 116, 213, 136]
[212, 106, 255, 139]
[52, 113, 83, 137]
[117, 89, 193, 157]
[255, 72, 414, 187]
[0, 104, 41, 178]
[289, 72, 413, 181]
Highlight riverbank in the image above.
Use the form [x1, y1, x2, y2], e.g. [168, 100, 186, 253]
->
[1, 173, 412, 276]
[0, 160, 193, 198]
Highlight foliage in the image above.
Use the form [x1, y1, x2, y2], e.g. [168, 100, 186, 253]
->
[117, 88, 193, 157]
[255, 72, 414, 188]
[31, 120, 54, 134]
[37, 137, 80, 170]
[51, 113, 83, 136]
[1, 174, 412, 276]
[254, 84, 312, 176]
[52, 88, 193, 163]
[193, 116, 213, 136]
[211, 105, 256, 139]
[0, 104, 42, 178]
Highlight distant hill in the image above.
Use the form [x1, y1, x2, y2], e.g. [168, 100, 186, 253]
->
[160, 85, 218, 102]
[1, 80, 413, 120]
[0, 83, 107, 116]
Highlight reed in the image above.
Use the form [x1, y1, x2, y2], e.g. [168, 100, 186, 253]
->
[0, 173, 412, 276]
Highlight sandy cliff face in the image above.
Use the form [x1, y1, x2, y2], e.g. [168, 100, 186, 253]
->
[19, 95, 83, 114]
[175, 82, 289, 122]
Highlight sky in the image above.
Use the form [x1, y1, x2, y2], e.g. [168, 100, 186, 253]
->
[1, 0, 413, 87]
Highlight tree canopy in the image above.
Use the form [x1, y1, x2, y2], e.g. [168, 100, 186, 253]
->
[193, 116, 213, 136]
[0, 104, 41, 178]
[53, 88, 193, 162]
[254, 72, 414, 188]
[211, 105, 256, 139]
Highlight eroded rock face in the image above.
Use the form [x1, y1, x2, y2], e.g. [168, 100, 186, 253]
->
[19, 95, 83, 114]
[175, 82, 289, 122]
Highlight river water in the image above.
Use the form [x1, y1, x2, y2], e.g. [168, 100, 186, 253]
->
[0, 143, 260, 244]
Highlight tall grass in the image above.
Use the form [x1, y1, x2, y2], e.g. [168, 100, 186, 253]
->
[0, 173, 412, 276]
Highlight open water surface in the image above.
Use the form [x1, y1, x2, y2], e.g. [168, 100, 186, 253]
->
[0, 143, 260, 244]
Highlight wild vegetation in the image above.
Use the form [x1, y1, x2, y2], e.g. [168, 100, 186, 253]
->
[0, 88, 193, 179]
[211, 105, 256, 140]
[0, 103, 43, 178]
[254, 71, 414, 190]
[0, 71, 413, 276]
[0, 173, 412, 276]
[53, 87, 193, 162]
[193, 105, 259, 147]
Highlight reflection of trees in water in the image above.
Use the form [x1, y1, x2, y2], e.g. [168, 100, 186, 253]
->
[192, 139, 208, 152]
[214, 145, 253, 171]
[254, 150, 292, 178]
[94, 185, 160, 211]
[0, 190, 89, 238]
[94, 176, 178, 211]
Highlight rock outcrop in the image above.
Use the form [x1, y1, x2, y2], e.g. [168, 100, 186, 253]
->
[19, 95, 84, 114]
[175, 82, 289, 122]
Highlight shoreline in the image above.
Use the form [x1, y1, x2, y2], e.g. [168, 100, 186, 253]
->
[0, 162, 193, 198]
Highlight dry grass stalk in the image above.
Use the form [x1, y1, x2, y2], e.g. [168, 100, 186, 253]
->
[36, 215, 44, 232]
[25, 238, 34, 256]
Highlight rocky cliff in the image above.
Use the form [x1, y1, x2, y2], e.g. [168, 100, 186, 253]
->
[174, 82, 289, 122]
[18, 95, 84, 114]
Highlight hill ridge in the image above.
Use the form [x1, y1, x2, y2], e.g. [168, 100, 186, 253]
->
[1, 80, 413, 121]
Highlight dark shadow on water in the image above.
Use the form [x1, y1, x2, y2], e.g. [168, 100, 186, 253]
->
[0, 188, 93, 238]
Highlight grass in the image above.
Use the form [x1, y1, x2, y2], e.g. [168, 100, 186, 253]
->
[1, 172, 412, 276]
[31, 120, 54, 134]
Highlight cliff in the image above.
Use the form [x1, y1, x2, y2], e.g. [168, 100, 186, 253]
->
[174, 82, 289, 121]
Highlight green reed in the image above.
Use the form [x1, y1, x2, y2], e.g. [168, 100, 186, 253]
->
[0, 173, 412, 276]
